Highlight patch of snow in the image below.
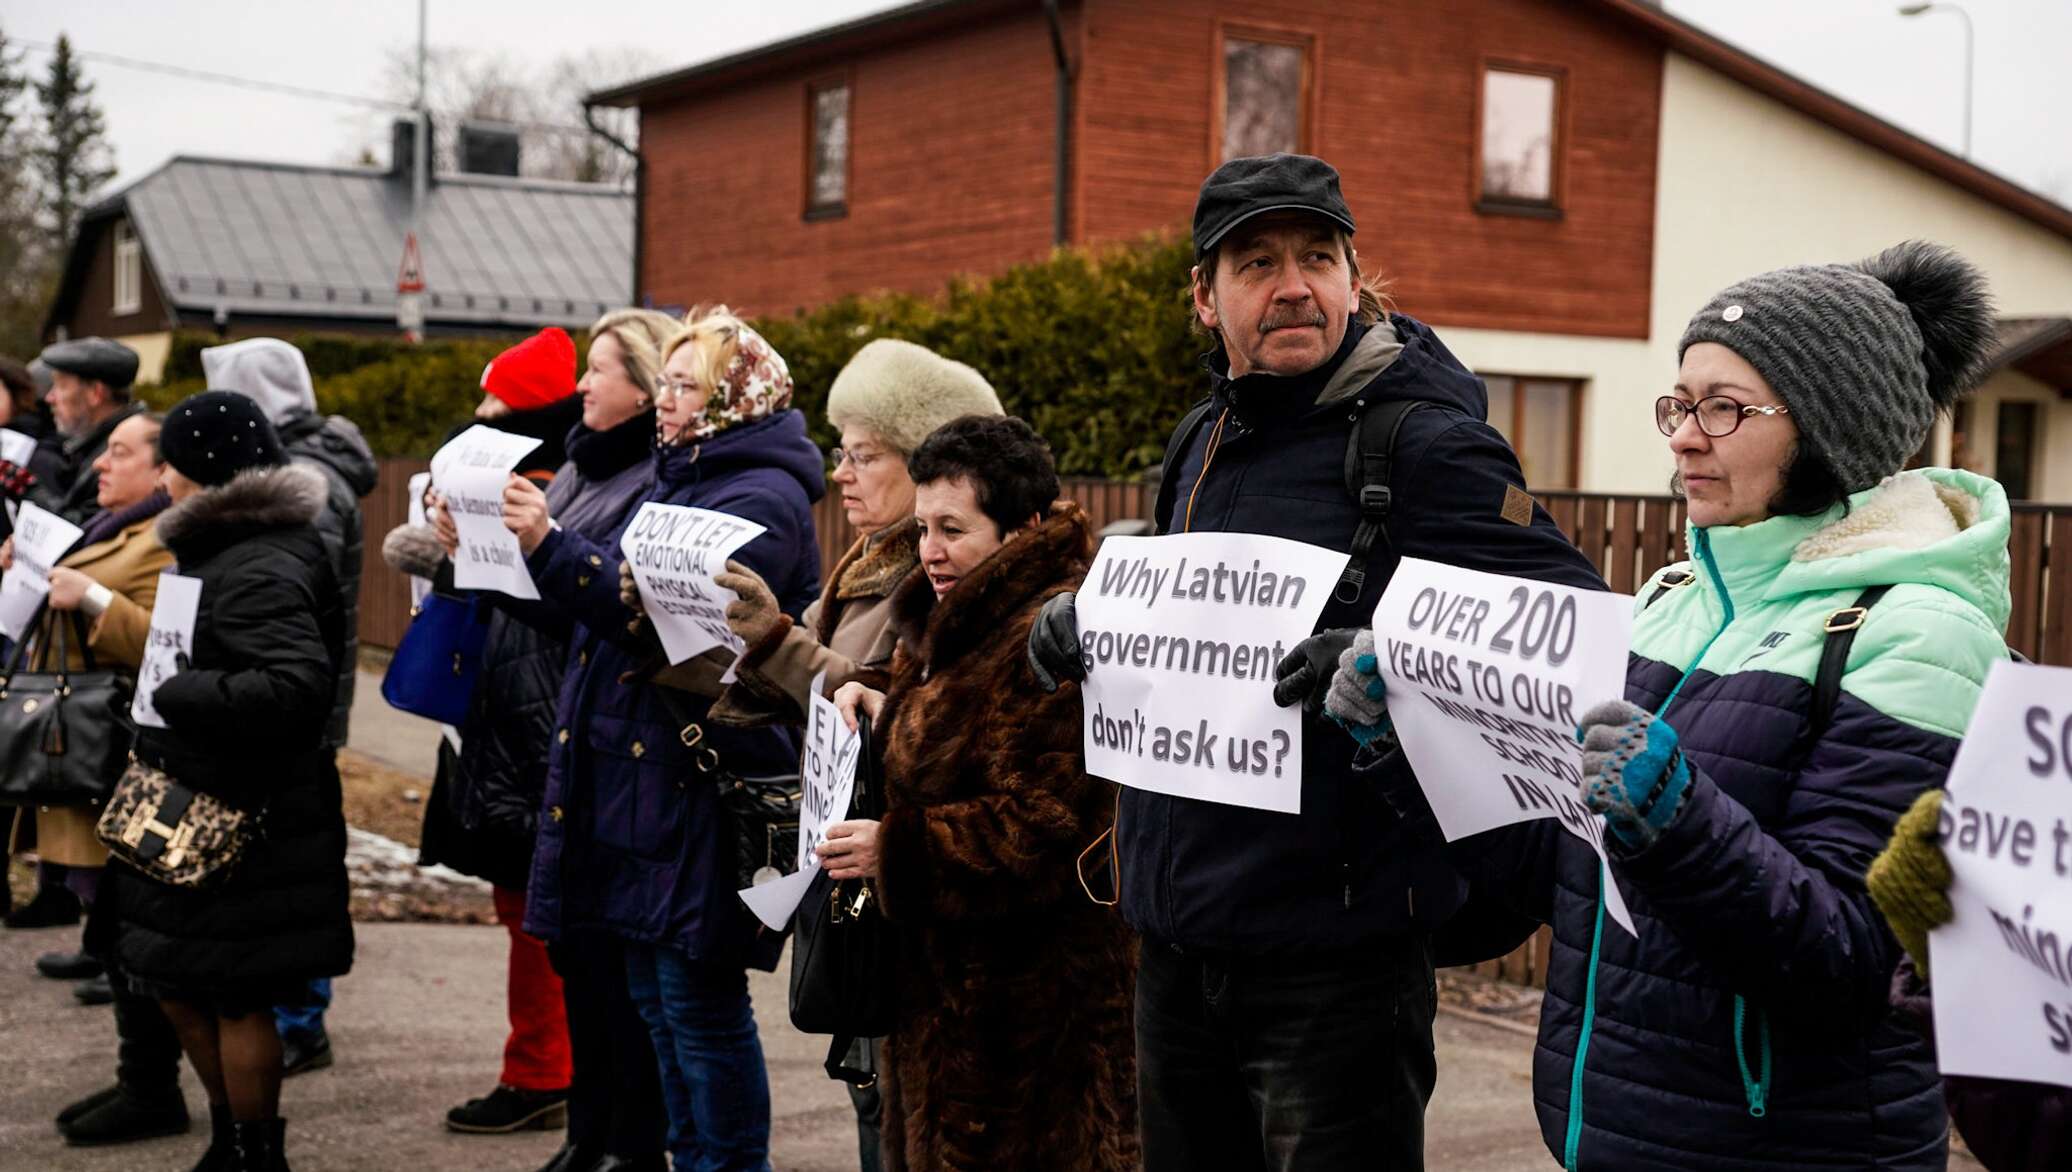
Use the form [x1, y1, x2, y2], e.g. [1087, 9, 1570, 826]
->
[346, 826, 489, 892]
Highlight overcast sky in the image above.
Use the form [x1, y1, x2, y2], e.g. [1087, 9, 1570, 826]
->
[2, 0, 2065, 205]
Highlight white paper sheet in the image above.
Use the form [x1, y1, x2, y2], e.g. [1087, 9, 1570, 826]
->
[620, 503, 767, 666]
[737, 671, 864, 931]
[431, 426, 543, 600]
[0, 503, 84, 639]
[1929, 660, 2072, 1089]
[131, 572, 203, 730]
[1373, 557, 1638, 935]
[1075, 531, 1344, 814]
[0, 428, 37, 468]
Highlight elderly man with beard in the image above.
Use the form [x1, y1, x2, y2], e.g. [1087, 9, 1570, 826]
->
[32, 337, 145, 524]
[1029, 153, 1604, 1171]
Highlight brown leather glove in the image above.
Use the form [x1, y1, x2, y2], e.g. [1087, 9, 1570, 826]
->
[715, 559, 781, 647]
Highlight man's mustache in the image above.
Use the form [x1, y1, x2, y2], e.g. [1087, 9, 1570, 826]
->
[1258, 307, 1327, 333]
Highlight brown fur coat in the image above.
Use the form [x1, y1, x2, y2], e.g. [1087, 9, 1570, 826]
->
[875, 503, 1138, 1172]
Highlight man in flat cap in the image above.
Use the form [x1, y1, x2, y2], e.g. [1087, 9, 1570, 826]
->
[1029, 154, 1604, 1169]
[36, 337, 146, 523]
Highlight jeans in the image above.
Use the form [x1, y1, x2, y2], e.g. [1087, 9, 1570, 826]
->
[622, 942, 772, 1172]
[1135, 936, 1438, 1172]
[272, 978, 332, 1042]
[548, 935, 667, 1160]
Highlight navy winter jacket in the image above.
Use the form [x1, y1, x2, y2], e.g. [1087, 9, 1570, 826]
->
[523, 410, 824, 963]
[1452, 469, 2011, 1170]
[1121, 316, 1604, 954]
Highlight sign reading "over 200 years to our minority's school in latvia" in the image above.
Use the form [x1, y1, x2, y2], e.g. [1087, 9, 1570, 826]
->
[1075, 532, 1345, 814]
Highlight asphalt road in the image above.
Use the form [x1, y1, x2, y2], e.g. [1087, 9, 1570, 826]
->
[0, 921, 1547, 1172]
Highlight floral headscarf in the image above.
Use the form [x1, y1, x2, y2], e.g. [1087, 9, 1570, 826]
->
[667, 315, 794, 445]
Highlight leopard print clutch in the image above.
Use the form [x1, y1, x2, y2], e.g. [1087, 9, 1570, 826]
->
[95, 758, 253, 888]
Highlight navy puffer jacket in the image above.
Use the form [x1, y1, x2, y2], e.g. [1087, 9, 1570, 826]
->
[1453, 468, 2011, 1170]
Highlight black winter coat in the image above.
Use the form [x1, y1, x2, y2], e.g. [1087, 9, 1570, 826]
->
[278, 410, 378, 749]
[1121, 316, 1605, 955]
[92, 464, 353, 994]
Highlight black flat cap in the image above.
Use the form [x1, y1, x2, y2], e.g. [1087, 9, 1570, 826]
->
[1192, 153, 1356, 260]
[39, 337, 140, 390]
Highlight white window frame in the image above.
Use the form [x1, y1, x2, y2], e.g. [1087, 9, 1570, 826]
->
[113, 220, 142, 316]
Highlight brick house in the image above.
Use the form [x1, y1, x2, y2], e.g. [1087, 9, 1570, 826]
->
[594, 0, 2072, 496]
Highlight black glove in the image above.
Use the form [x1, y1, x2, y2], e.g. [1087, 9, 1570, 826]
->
[1272, 627, 1361, 715]
[1027, 591, 1085, 693]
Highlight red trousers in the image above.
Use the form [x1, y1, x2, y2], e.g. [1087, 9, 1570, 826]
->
[495, 885, 573, 1091]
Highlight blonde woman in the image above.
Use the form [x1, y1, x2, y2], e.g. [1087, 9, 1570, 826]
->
[497, 309, 823, 1172]
[432, 306, 680, 1172]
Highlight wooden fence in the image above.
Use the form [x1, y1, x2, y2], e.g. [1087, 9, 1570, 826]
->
[353, 466, 2070, 989]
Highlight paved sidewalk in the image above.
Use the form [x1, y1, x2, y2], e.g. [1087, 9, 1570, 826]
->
[0, 920, 1547, 1171]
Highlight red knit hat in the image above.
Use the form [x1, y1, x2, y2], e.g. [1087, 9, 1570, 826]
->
[481, 327, 576, 411]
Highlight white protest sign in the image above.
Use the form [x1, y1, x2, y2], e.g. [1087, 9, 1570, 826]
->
[431, 426, 542, 600]
[1929, 660, 2072, 1089]
[1373, 557, 1637, 935]
[738, 671, 863, 931]
[0, 428, 36, 467]
[619, 503, 767, 665]
[406, 471, 433, 611]
[131, 572, 203, 730]
[0, 503, 84, 639]
[1075, 532, 1343, 814]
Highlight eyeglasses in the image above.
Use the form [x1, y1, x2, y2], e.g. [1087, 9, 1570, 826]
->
[1655, 395, 1790, 438]
[656, 379, 699, 403]
[830, 448, 887, 471]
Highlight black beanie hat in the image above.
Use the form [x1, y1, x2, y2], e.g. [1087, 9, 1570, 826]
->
[163, 390, 288, 487]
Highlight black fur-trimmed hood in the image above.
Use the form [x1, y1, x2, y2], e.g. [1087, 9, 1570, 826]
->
[156, 463, 329, 563]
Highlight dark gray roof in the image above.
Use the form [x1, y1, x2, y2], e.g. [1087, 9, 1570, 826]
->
[90, 156, 631, 329]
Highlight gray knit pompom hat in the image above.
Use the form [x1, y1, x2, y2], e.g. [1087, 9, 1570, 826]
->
[1678, 240, 1996, 493]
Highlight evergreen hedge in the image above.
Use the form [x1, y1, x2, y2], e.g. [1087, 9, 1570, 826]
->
[146, 231, 1207, 474]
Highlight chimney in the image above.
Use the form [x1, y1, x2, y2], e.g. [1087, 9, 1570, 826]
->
[458, 121, 522, 177]
[390, 116, 437, 184]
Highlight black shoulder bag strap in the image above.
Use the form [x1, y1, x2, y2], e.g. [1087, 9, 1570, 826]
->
[1151, 399, 1216, 536]
[1642, 568, 1696, 609]
[1333, 399, 1431, 606]
[1792, 584, 1892, 759]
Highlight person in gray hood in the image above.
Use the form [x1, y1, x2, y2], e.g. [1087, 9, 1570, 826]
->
[200, 337, 379, 1078]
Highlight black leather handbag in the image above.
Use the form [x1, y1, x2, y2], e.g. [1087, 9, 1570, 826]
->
[789, 713, 898, 1084]
[0, 605, 136, 808]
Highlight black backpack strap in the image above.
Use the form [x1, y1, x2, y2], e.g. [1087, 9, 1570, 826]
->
[1643, 569, 1696, 609]
[1333, 399, 1431, 605]
[1152, 399, 1217, 535]
[1794, 584, 1893, 759]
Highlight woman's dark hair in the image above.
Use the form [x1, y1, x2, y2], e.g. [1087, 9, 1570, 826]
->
[907, 414, 1060, 536]
[1668, 440, 1849, 518]
[1768, 442, 1849, 517]
[0, 357, 37, 417]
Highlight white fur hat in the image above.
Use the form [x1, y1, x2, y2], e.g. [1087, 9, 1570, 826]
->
[825, 338, 1003, 455]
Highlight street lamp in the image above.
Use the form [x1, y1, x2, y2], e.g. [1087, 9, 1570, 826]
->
[1898, 2, 1974, 157]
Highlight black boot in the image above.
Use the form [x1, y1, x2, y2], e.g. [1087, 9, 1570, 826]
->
[533, 1140, 597, 1172]
[228, 1116, 289, 1172]
[58, 1082, 190, 1146]
[4, 885, 80, 928]
[184, 1104, 232, 1172]
[35, 949, 103, 980]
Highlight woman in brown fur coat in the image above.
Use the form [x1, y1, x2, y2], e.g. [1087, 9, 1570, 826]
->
[828, 416, 1137, 1172]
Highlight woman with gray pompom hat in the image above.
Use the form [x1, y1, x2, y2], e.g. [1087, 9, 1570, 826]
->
[1332, 241, 2011, 1169]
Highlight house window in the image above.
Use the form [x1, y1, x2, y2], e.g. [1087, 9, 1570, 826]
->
[806, 80, 850, 219]
[1483, 375, 1581, 489]
[1995, 401, 2040, 500]
[113, 220, 141, 315]
[1478, 64, 1563, 213]
[1220, 30, 1311, 162]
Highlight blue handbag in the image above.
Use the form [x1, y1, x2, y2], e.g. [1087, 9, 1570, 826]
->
[380, 591, 488, 726]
